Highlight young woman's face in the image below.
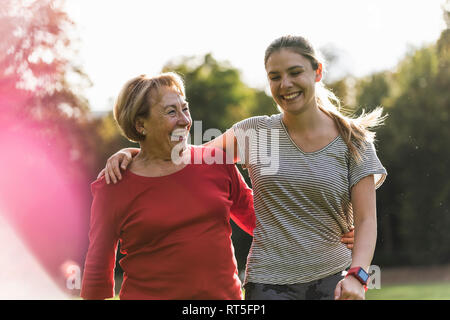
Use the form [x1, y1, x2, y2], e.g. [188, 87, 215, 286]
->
[139, 86, 192, 154]
[265, 49, 321, 115]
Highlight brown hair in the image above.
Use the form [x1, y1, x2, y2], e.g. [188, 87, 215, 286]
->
[265, 35, 386, 162]
[113, 72, 185, 142]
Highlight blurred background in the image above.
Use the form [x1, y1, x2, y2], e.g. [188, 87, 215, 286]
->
[0, 0, 448, 299]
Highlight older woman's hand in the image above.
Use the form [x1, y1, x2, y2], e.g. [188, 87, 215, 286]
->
[98, 148, 139, 184]
[341, 227, 354, 249]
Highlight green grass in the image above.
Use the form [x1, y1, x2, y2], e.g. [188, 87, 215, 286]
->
[366, 282, 450, 300]
[105, 282, 450, 300]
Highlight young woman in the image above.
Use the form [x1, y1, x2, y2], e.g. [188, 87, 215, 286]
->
[101, 35, 383, 300]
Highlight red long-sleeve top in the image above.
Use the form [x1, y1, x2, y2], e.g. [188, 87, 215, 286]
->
[81, 146, 255, 300]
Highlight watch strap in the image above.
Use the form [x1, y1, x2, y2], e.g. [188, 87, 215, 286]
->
[345, 267, 369, 291]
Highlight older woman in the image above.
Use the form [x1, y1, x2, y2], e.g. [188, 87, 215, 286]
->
[80, 73, 255, 300]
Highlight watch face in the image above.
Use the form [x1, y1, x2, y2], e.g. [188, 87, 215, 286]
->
[358, 269, 369, 282]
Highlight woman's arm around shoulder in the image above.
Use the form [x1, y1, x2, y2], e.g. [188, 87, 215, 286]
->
[204, 128, 240, 164]
[98, 147, 140, 184]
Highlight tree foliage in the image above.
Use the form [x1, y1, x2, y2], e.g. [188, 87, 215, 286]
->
[0, 0, 98, 177]
[332, 27, 450, 266]
[0, 0, 98, 292]
[163, 53, 275, 135]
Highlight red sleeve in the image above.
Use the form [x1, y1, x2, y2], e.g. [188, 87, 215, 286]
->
[80, 180, 119, 300]
[227, 164, 255, 236]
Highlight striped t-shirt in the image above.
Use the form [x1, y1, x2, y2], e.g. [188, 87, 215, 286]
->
[232, 113, 387, 285]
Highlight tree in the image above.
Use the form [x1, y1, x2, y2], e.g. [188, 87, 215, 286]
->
[163, 53, 275, 137]
[383, 32, 449, 265]
[0, 0, 98, 295]
[0, 0, 97, 176]
[350, 28, 450, 266]
[0, 0, 90, 118]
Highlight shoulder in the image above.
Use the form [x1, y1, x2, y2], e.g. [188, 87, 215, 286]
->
[333, 135, 377, 157]
[353, 139, 379, 161]
[90, 177, 114, 199]
[90, 174, 134, 199]
[91, 176, 108, 193]
[90, 172, 148, 216]
[232, 114, 282, 131]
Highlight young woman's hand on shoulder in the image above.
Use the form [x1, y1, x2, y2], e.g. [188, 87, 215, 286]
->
[98, 148, 139, 184]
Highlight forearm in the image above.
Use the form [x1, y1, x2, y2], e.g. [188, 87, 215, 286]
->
[80, 237, 117, 299]
[349, 174, 378, 272]
[203, 129, 239, 163]
[350, 215, 377, 271]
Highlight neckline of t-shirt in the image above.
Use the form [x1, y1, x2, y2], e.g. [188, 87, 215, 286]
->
[125, 147, 194, 180]
[126, 163, 191, 180]
[278, 115, 341, 155]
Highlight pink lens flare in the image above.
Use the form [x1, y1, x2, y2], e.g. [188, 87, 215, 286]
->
[0, 213, 68, 299]
[0, 109, 90, 298]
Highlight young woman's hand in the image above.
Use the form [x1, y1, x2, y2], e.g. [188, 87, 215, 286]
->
[97, 148, 138, 184]
[341, 227, 354, 250]
[334, 276, 365, 300]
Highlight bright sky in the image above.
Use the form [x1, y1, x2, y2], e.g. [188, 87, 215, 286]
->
[66, 0, 447, 112]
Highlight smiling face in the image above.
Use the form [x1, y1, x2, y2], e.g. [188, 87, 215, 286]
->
[265, 48, 322, 115]
[137, 86, 192, 156]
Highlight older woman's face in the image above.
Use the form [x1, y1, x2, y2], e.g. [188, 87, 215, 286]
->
[140, 86, 192, 155]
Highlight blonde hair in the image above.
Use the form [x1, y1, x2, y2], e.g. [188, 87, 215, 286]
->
[113, 72, 185, 142]
[265, 35, 387, 162]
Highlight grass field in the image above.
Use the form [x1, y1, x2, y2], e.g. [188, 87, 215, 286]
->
[366, 282, 450, 300]
[105, 269, 450, 300]
[105, 282, 450, 300]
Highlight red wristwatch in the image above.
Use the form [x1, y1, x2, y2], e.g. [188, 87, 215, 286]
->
[345, 267, 369, 291]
